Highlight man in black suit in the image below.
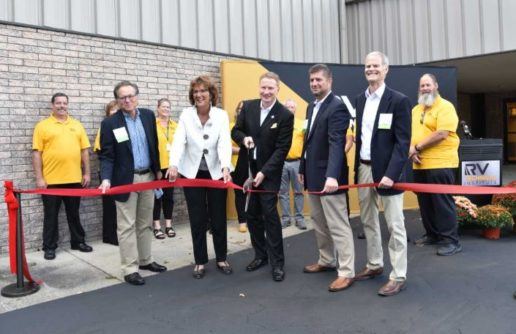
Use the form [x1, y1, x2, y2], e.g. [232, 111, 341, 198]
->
[231, 72, 294, 282]
[99, 81, 167, 285]
[299, 64, 355, 292]
[354, 51, 411, 296]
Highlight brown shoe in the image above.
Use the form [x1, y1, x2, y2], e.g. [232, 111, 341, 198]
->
[354, 267, 383, 281]
[378, 279, 406, 296]
[303, 263, 336, 273]
[328, 277, 354, 292]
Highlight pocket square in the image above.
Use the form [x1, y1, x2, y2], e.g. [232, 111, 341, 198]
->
[271, 123, 278, 129]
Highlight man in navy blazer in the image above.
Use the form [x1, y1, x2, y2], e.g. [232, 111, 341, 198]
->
[299, 64, 355, 292]
[353, 52, 411, 296]
[232, 72, 293, 282]
[99, 81, 166, 285]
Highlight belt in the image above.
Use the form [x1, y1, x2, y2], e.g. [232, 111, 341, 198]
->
[285, 158, 300, 162]
[134, 168, 150, 175]
[360, 159, 371, 165]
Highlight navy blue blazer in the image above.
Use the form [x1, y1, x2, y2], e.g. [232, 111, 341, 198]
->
[231, 99, 293, 192]
[353, 86, 411, 196]
[299, 93, 351, 194]
[99, 108, 160, 202]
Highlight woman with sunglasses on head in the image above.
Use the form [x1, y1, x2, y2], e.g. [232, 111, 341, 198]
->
[152, 98, 178, 239]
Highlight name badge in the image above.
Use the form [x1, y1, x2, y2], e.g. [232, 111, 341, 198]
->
[302, 120, 308, 131]
[378, 113, 393, 130]
[166, 143, 173, 152]
[113, 127, 129, 143]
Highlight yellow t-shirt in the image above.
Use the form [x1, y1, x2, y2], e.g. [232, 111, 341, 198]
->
[32, 114, 91, 185]
[93, 128, 101, 152]
[287, 118, 305, 160]
[411, 96, 460, 169]
[156, 119, 177, 169]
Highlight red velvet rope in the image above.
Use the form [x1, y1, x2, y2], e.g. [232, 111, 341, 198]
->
[4, 181, 40, 284]
[4, 178, 515, 283]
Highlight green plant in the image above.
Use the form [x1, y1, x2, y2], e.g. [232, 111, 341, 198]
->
[492, 181, 516, 216]
[454, 196, 478, 226]
[476, 205, 514, 229]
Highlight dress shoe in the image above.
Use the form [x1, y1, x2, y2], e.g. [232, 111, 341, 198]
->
[414, 234, 440, 247]
[378, 279, 406, 296]
[246, 258, 268, 272]
[124, 272, 145, 285]
[192, 266, 206, 279]
[354, 267, 384, 281]
[71, 242, 93, 252]
[216, 262, 233, 275]
[44, 249, 56, 260]
[437, 243, 462, 256]
[272, 267, 285, 282]
[303, 263, 336, 273]
[328, 277, 354, 292]
[139, 262, 167, 272]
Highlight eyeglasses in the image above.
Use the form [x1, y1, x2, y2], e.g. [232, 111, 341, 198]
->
[117, 94, 137, 101]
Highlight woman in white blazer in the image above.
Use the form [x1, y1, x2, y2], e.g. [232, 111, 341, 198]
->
[167, 76, 233, 279]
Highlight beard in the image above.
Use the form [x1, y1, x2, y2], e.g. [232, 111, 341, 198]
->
[418, 91, 438, 107]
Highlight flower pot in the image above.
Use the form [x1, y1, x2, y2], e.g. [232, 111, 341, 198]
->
[482, 228, 501, 240]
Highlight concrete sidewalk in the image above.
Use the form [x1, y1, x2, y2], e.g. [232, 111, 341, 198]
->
[0, 220, 314, 314]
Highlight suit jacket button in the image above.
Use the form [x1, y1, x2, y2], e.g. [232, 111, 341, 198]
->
[203, 149, 209, 155]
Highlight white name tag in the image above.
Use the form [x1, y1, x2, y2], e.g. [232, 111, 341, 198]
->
[302, 120, 308, 131]
[113, 127, 129, 143]
[378, 113, 393, 130]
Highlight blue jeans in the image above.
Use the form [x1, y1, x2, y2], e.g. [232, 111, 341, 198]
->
[279, 160, 304, 224]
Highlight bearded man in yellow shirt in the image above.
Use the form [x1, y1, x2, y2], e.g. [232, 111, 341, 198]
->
[409, 74, 462, 256]
[32, 93, 93, 260]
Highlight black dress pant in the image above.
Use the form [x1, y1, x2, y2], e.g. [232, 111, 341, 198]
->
[101, 195, 118, 245]
[153, 168, 175, 221]
[183, 170, 228, 265]
[234, 188, 247, 223]
[413, 168, 459, 244]
[247, 192, 284, 268]
[42, 183, 85, 251]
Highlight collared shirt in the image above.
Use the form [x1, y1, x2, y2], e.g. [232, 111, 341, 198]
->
[308, 91, 332, 135]
[360, 83, 386, 160]
[411, 95, 460, 169]
[254, 99, 276, 159]
[123, 109, 151, 170]
[32, 114, 91, 184]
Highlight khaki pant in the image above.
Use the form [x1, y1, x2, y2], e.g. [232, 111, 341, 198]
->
[115, 172, 154, 276]
[308, 193, 355, 278]
[358, 163, 407, 281]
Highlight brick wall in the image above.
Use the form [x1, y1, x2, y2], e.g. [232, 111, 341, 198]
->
[0, 23, 236, 253]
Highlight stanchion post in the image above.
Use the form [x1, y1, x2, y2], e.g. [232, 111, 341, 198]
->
[1, 192, 40, 297]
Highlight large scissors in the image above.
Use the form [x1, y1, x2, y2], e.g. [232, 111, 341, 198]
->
[242, 148, 254, 212]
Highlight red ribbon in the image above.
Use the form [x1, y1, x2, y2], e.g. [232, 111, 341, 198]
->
[14, 179, 516, 197]
[4, 181, 40, 284]
[4, 178, 515, 284]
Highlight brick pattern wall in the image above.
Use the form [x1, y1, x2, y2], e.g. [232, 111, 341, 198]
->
[0, 23, 235, 253]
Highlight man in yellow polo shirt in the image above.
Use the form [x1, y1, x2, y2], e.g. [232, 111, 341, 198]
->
[409, 74, 462, 256]
[279, 99, 306, 230]
[32, 92, 92, 260]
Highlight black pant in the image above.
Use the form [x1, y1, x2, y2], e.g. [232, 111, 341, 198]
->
[183, 170, 228, 264]
[42, 183, 85, 251]
[247, 192, 284, 268]
[413, 168, 459, 244]
[153, 169, 175, 221]
[101, 195, 118, 245]
[234, 189, 247, 223]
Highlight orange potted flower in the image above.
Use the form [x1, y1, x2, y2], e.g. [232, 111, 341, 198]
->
[476, 204, 513, 240]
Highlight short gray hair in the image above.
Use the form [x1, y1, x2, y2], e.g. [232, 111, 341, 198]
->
[365, 51, 389, 67]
